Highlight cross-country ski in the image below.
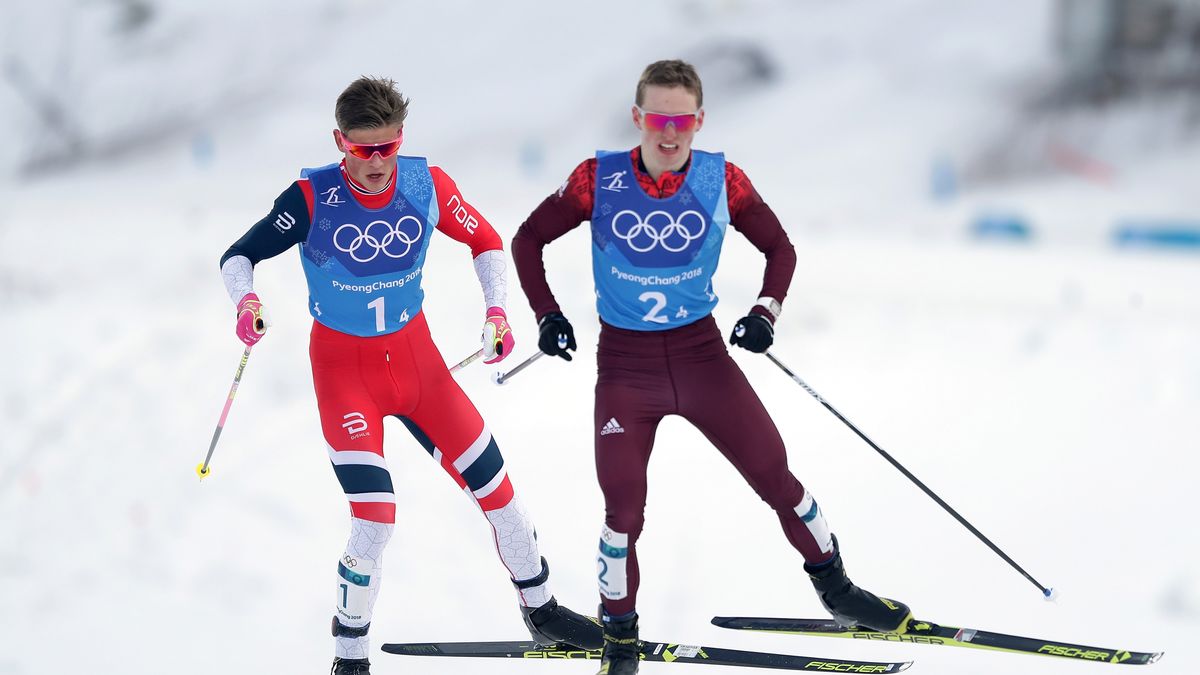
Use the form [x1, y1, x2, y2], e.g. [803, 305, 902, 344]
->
[382, 638, 913, 672]
[711, 616, 1163, 666]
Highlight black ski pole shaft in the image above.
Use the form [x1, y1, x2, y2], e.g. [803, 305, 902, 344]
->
[763, 350, 1056, 599]
[492, 335, 568, 386]
[492, 351, 543, 385]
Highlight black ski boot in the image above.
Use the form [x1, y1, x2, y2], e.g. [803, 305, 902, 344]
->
[330, 657, 370, 675]
[515, 557, 604, 649]
[805, 536, 911, 633]
[597, 612, 640, 674]
[522, 596, 604, 649]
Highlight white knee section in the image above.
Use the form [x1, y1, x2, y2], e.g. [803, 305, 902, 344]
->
[335, 517, 394, 660]
[795, 491, 834, 555]
[597, 525, 630, 601]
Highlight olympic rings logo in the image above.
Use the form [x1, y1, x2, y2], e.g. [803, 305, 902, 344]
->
[611, 209, 706, 253]
[333, 217, 423, 263]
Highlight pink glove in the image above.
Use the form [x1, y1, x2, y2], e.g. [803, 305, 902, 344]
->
[235, 292, 267, 346]
[482, 307, 514, 364]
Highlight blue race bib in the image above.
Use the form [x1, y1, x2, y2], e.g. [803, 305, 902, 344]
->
[589, 150, 730, 330]
[298, 159, 438, 336]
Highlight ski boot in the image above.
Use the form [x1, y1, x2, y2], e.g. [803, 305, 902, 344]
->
[516, 557, 604, 649]
[805, 536, 911, 633]
[597, 611, 640, 674]
[522, 596, 604, 649]
[330, 657, 370, 675]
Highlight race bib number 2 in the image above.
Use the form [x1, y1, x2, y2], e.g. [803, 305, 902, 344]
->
[639, 291, 668, 324]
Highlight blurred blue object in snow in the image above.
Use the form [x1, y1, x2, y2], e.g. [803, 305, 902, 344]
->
[930, 154, 958, 202]
[192, 131, 215, 168]
[519, 138, 544, 177]
[1113, 221, 1200, 250]
[971, 211, 1033, 242]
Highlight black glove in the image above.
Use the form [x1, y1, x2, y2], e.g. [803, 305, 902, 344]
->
[538, 311, 577, 361]
[729, 310, 774, 353]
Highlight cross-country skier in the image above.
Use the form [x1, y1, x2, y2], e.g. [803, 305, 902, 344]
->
[511, 60, 912, 674]
[218, 76, 601, 675]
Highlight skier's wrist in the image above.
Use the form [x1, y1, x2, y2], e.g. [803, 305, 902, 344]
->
[749, 304, 776, 325]
[753, 296, 781, 323]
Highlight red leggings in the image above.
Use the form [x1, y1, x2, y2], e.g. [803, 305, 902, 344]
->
[594, 315, 830, 616]
[309, 312, 514, 523]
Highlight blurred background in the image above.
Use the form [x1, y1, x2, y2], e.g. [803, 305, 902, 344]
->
[1, 1, 1197, 673]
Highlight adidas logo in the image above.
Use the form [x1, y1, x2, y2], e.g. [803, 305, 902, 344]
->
[600, 417, 625, 436]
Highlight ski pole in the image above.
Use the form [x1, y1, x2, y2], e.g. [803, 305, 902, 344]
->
[449, 348, 485, 373]
[492, 336, 568, 386]
[492, 351, 544, 385]
[761, 349, 1057, 600]
[197, 345, 254, 480]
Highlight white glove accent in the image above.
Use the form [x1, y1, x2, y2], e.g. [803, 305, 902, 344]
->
[482, 320, 500, 360]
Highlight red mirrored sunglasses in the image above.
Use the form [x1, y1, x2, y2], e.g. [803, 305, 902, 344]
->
[636, 106, 700, 133]
[337, 129, 404, 160]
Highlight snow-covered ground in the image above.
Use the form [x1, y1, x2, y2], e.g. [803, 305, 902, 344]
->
[2, 1, 1198, 673]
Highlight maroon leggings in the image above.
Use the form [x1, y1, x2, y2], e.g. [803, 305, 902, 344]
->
[594, 315, 832, 616]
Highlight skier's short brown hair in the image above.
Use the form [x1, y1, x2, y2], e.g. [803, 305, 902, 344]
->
[635, 60, 704, 108]
[335, 76, 410, 132]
